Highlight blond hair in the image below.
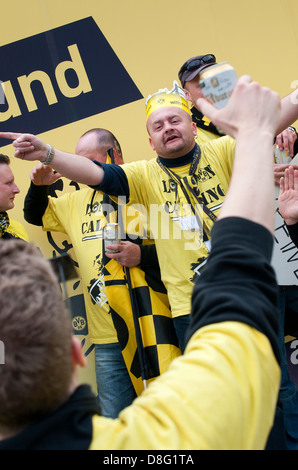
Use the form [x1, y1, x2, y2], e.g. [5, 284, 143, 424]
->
[0, 240, 73, 433]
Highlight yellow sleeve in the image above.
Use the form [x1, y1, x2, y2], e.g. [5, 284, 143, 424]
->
[195, 127, 222, 145]
[42, 194, 70, 234]
[90, 321, 280, 450]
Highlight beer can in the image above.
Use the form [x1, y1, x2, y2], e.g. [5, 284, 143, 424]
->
[199, 62, 238, 109]
[273, 145, 291, 164]
[103, 223, 120, 252]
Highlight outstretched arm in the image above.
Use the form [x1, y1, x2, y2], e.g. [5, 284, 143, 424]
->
[0, 132, 104, 186]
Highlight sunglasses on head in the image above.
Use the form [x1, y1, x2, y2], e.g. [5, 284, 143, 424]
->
[183, 54, 216, 74]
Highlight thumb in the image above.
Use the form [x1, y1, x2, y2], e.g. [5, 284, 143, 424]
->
[195, 97, 218, 123]
[52, 171, 62, 181]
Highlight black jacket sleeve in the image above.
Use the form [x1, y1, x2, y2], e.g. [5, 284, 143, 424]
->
[23, 182, 49, 226]
[185, 217, 280, 364]
[89, 162, 130, 200]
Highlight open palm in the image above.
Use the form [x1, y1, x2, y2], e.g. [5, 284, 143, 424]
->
[279, 166, 298, 224]
[30, 163, 62, 186]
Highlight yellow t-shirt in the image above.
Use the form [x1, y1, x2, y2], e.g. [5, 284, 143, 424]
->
[122, 136, 235, 318]
[195, 126, 222, 145]
[42, 188, 117, 344]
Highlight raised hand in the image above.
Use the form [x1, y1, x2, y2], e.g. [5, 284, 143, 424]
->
[273, 163, 298, 186]
[30, 162, 62, 186]
[278, 165, 298, 225]
[275, 128, 297, 157]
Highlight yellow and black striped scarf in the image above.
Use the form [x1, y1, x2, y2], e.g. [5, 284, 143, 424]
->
[0, 212, 9, 238]
[101, 151, 181, 394]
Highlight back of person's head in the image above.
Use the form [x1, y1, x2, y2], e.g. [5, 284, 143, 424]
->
[0, 240, 73, 436]
[82, 128, 123, 161]
[0, 153, 10, 166]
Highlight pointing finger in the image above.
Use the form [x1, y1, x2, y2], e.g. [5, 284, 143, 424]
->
[0, 132, 23, 140]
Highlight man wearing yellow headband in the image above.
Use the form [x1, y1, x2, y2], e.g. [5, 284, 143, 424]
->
[1, 78, 297, 354]
[0, 81, 233, 351]
[0, 78, 284, 449]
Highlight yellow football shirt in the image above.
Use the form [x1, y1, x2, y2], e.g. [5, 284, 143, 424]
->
[42, 188, 117, 344]
[122, 136, 235, 318]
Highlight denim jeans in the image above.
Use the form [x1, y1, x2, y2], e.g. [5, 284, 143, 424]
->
[276, 286, 298, 449]
[94, 343, 137, 419]
[267, 286, 298, 449]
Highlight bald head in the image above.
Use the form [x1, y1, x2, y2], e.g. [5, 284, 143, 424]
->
[75, 129, 124, 165]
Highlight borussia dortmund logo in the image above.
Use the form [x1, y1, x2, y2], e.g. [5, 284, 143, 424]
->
[72, 315, 87, 332]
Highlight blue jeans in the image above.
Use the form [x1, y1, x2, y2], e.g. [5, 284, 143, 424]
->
[276, 286, 298, 449]
[94, 343, 137, 418]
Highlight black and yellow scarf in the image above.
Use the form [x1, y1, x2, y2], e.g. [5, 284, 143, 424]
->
[99, 150, 181, 395]
[0, 212, 10, 238]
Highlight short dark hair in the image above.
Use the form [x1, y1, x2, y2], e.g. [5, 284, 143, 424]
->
[0, 154, 10, 165]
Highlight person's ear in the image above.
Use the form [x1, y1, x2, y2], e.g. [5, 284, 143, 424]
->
[184, 88, 191, 102]
[71, 336, 86, 368]
[149, 136, 156, 151]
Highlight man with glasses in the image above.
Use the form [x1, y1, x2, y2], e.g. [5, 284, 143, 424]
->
[178, 54, 225, 145]
[178, 54, 298, 154]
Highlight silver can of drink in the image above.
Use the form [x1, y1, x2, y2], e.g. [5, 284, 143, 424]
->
[199, 62, 238, 109]
[103, 223, 120, 252]
[273, 145, 291, 164]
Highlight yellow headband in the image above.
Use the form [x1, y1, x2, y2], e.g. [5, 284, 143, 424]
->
[145, 81, 191, 120]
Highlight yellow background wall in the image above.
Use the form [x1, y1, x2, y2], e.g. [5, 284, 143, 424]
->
[1, 0, 298, 390]
[2, 0, 297, 221]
